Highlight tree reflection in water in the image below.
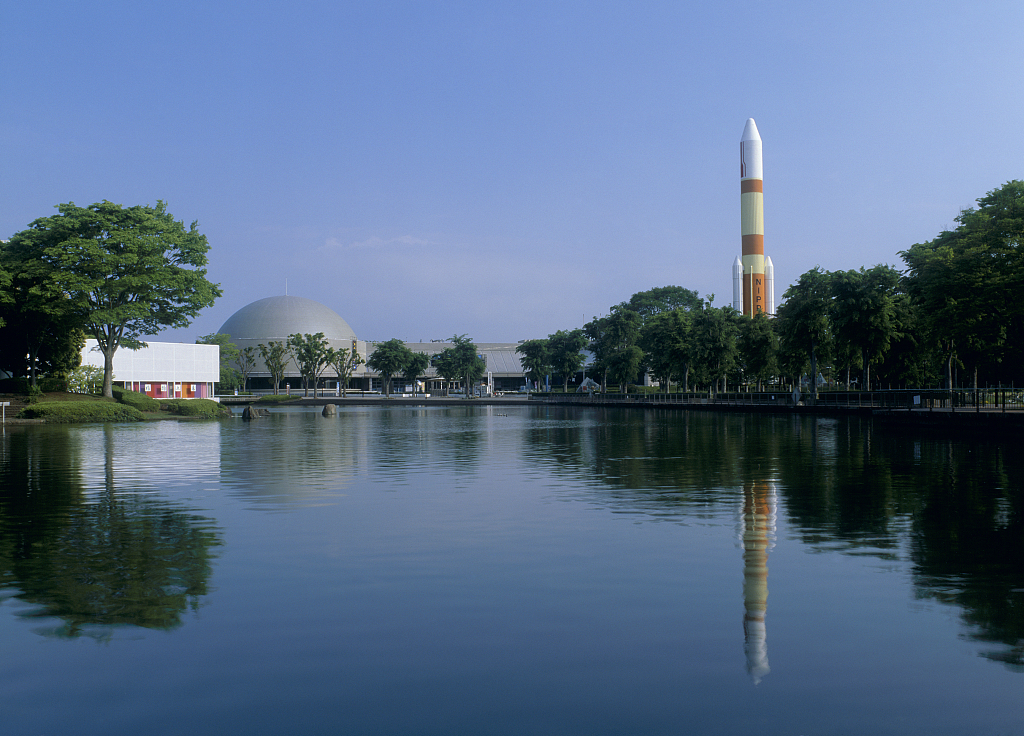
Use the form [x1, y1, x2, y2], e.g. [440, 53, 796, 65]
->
[520, 407, 1024, 672]
[0, 425, 222, 639]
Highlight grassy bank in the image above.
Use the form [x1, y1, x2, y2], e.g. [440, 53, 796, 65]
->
[7, 389, 232, 423]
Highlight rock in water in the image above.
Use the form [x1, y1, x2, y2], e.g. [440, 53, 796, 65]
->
[322, 404, 337, 417]
[242, 404, 260, 421]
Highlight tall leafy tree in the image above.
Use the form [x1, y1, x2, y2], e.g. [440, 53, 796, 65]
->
[586, 310, 642, 392]
[0, 239, 85, 386]
[640, 309, 694, 392]
[691, 301, 740, 393]
[434, 335, 485, 398]
[236, 346, 258, 393]
[328, 346, 363, 397]
[289, 332, 333, 397]
[515, 338, 550, 391]
[738, 311, 779, 391]
[547, 329, 588, 392]
[258, 341, 293, 395]
[901, 181, 1024, 390]
[776, 267, 833, 399]
[366, 338, 412, 397]
[618, 285, 702, 323]
[829, 265, 902, 390]
[196, 333, 241, 393]
[402, 352, 430, 394]
[4, 201, 219, 397]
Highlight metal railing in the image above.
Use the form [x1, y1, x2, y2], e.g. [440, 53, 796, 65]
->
[530, 389, 1024, 412]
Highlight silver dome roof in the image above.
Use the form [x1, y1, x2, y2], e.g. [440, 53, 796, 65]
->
[218, 296, 357, 343]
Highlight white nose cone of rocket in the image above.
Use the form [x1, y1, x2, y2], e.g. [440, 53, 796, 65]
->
[764, 255, 775, 315]
[740, 118, 762, 181]
[733, 256, 743, 312]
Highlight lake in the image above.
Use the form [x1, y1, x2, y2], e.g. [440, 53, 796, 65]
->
[1, 405, 1021, 735]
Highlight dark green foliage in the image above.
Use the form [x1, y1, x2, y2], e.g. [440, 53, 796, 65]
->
[18, 401, 145, 423]
[159, 399, 231, 418]
[288, 332, 333, 397]
[901, 180, 1024, 388]
[0, 376, 70, 394]
[366, 338, 414, 397]
[547, 329, 588, 392]
[6, 200, 220, 397]
[257, 341, 293, 395]
[433, 335, 486, 397]
[256, 394, 300, 404]
[515, 339, 550, 390]
[111, 387, 161, 412]
[196, 333, 240, 391]
[617, 285, 702, 323]
[402, 352, 431, 392]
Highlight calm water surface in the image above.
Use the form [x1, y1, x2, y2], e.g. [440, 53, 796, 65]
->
[0, 406, 1021, 735]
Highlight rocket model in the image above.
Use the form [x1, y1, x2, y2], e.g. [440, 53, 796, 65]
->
[734, 119, 774, 316]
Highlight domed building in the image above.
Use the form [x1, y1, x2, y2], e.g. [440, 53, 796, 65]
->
[218, 295, 366, 392]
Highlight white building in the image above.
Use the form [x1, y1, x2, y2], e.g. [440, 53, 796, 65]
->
[81, 339, 219, 399]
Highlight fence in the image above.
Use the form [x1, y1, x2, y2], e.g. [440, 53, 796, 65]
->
[531, 389, 1024, 412]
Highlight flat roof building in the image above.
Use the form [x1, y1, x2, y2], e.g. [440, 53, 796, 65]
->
[81, 339, 219, 399]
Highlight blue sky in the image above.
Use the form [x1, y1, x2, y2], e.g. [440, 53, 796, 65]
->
[3, 1, 1022, 343]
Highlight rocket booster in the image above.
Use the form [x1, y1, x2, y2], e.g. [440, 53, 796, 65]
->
[732, 256, 743, 312]
[739, 118, 767, 316]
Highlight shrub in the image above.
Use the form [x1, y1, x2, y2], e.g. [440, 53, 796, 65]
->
[112, 387, 161, 412]
[160, 399, 231, 418]
[257, 394, 300, 404]
[18, 402, 145, 423]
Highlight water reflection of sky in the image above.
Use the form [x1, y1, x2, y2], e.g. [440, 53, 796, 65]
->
[0, 407, 1022, 735]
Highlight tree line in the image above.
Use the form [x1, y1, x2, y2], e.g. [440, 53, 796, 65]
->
[4, 182, 1022, 397]
[519, 181, 1024, 394]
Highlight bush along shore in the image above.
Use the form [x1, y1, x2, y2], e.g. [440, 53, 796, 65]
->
[11, 387, 232, 423]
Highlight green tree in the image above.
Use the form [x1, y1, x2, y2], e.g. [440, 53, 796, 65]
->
[0, 239, 85, 386]
[328, 345, 363, 397]
[401, 352, 430, 395]
[585, 310, 643, 392]
[258, 341, 293, 395]
[4, 201, 220, 397]
[901, 181, 1024, 390]
[692, 301, 740, 393]
[236, 346, 258, 393]
[829, 265, 902, 390]
[618, 285, 702, 323]
[776, 268, 833, 399]
[515, 338, 550, 391]
[434, 335, 486, 398]
[366, 338, 413, 397]
[288, 332, 332, 397]
[738, 310, 779, 391]
[196, 333, 241, 393]
[547, 329, 588, 392]
[640, 308, 696, 392]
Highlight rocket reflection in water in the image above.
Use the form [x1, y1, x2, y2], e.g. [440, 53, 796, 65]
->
[739, 480, 777, 683]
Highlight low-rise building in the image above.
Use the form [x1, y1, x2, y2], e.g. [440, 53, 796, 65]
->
[81, 339, 219, 399]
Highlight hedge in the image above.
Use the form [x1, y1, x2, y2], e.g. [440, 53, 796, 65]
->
[160, 399, 231, 418]
[257, 394, 301, 404]
[111, 387, 161, 412]
[18, 402, 145, 423]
